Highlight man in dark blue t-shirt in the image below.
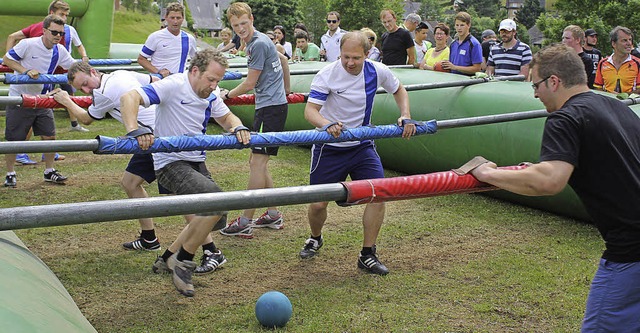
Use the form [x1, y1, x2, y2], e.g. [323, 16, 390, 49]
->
[470, 44, 640, 333]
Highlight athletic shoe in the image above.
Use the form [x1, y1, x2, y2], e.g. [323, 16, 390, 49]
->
[15, 154, 37, 165]
[167, 254, 196, 297]
[4, 174, 17, 187]
[252, 210, 284, 229]
[152, 256, 171, 274]
[357, 248, 389, 276]
[122, 235, 161, 251]
[299, 237, 323, 259]
[194, 250, 227, 275]
[44, 169, 67, 184]
[219, 217, 254, 239]
[70, 125, 90, 132]
[41, 153, 65, 161]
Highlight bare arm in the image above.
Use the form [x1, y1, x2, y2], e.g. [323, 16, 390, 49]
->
[450, 62, 482, 75]
[471, 160, 574, 196]
[214, 112, 250, 145]
[137, 54, 169, 78]
[5, 30, 25, 51]
[519, 64, 530, 81]
[279, 52, 291, 94]
[120, 90, 154, 149]
[406, 46, 416, 66]
[304, 101, 342, 138]
[76, 44, 89, 62]
[485, 65, 495, 76]
[225, 68, 260, 98]
[219, 42, 236, 53]
[392, 84, 416, 139]
[2, 55, 38, 78]
[52, 89, 93, 124]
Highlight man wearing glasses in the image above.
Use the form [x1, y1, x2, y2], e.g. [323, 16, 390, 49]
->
[320, 11, 347, 62]
[470, 43, 640, 333]
[3, 14, 76, 187]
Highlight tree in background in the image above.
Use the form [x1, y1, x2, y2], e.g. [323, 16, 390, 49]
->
[328, 0, 404, 38]
[420, 0, 447, 21]
[298, 0, 329, 43]
[223, 0, 303, 41]
[536, 0, 640, 55]
[516, 0, 545, 29]
[456, 0, 501, 19]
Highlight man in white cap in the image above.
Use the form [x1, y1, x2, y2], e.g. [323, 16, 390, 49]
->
[486, 19, 532, 79]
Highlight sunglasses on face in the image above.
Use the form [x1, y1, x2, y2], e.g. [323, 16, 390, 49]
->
[368, 37, 375, 41]
[326, 19, 338, 24]
[46, 28, 65, 36]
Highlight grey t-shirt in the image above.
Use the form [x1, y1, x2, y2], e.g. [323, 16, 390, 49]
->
[246, 31, 287, 109]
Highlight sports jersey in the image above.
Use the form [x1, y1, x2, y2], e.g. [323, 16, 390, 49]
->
[449, 34, 483, 75]
[5, 37, 75, 96]
[140, 28, 197, 74]
[308, 59, 399, 147]
[487, 40, 532, 76]
[89, 70, 156, 129]
[320, 27, 346, 62]
[136, 72, 230, 170]
[246, 31, 287, 109]
[594, 54, 640, 93]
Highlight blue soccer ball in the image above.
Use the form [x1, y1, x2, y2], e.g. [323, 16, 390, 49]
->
[255, 291, 292, 328]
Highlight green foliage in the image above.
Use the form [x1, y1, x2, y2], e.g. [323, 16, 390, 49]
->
[121, 0, 154, 14]
[516, 0, 545, 29]
[111, 9, 164, 43]
[183, 0, 195, 31]
[297, 0, 328, 42]
[457, 0, 501, 18]
[420, 0, 447, 21]
[327, 0, 403, 41]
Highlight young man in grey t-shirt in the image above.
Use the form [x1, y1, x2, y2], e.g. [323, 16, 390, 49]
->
[221, 2, 291, 238]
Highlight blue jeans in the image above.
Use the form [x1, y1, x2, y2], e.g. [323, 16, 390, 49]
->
[582, 259, 640, 332]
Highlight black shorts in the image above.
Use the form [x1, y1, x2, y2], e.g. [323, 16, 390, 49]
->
[125, 154, 171, 194]
[5, 105, 56, 140]
[252, 103, 288, 156]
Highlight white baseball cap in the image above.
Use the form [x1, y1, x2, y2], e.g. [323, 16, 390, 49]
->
[499, 19, 517, 32]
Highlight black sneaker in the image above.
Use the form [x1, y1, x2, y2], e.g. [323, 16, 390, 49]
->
[4, 174, 16, 187]
[152, 256, 171, 274]
[194, 250, 227, 275]
[299, 237, 323, 259]
[357, 248, 389, 276]
[167, 255, 196, 297]
[123, 235, 161, 251]
[44, 169, 67, 184]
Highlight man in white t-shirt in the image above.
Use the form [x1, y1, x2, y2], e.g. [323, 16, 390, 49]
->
[120, 48, 250, 297]
[138, 2, 197, 78]
[299, 31, 416, 275]
[2, 14, 75, 187]
[320, 11, 347, 62]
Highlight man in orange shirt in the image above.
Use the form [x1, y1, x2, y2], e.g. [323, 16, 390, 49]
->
[594, 26, 640, 94]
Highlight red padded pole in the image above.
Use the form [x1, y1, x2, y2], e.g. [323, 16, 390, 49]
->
[339, 165, 528, 206]
[20, 94, 93, 108]
[224, 93, 307, 106]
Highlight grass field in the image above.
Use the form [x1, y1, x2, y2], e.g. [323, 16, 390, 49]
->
[0, 111, 603, 332]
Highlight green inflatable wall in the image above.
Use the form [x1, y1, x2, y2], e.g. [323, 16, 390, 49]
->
[0, 231, 97, 332]
[221, 61, 640, 221]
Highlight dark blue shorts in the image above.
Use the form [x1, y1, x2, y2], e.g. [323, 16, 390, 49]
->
[582, 258, 640, 332]
[125, 154, 170, 194]
[309, 141, 384, 185]
[252, 103, 288, 156]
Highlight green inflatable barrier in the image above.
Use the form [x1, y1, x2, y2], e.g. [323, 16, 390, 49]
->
[0, 231, 97, 332]
[221, 61, 640, 221]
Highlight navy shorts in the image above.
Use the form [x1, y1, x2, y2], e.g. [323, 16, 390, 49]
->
[582, 258, 640, 332]
[5, 105, 55, 140]
[252, 103, 288, 156]
[125, 154, 170, 194]
[309, 141, 384, 185]
[155, 160, 227, 216]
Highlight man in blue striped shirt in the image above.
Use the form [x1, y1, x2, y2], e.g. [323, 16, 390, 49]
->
[486, 19, 532, 80]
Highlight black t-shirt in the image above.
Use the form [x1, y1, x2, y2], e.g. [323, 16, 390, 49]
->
[578, 51, 596, 89]
[481, 40, 496, 62]
[380, 28, 414, 66]
[540, 92, 640, 262]
[583, 47, 602, 76]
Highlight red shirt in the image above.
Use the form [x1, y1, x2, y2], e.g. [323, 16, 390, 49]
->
[21, 22, 66, 46]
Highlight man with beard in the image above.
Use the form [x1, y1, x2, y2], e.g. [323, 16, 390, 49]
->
[583, 28, 603, 84]
[486, 19, 532, 79]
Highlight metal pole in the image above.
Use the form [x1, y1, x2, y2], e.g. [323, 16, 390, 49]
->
[0, 183, 347, 231]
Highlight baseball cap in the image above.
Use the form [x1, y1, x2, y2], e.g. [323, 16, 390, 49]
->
[499, 19, 517, 31]
[585, 29, 597, 36]
[482, 29, 496, 39]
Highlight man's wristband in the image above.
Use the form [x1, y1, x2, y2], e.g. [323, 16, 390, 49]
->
[22, 70, 30, 75]
[225, 91, 231, 99]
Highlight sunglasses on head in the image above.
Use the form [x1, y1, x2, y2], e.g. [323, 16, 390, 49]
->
[326, 19, 338, 24]
[46, 28, 65, 36]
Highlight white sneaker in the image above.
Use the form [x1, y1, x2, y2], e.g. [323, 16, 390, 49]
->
[70, 125, 89, 132]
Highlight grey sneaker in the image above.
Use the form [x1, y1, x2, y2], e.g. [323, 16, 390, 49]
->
[357, 247, 389, 276]
[167, 254, 196, 297]
[299, 237, 323, 259]
[219, 217, 253, 239]
[252, 210, 284, 229]
[152, 256, 171, 274]
[70, 125, 90, 132]
[194, 250, 227, 275]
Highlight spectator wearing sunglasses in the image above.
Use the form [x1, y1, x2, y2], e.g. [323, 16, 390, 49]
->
[320, 11, 347, 62]
[361, 27, 380, 61]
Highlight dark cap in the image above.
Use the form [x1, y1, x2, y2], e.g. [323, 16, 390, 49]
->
[585, 29, 597, 36]
[417, 22, 429, 30]
[481, 29, 496, 39]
